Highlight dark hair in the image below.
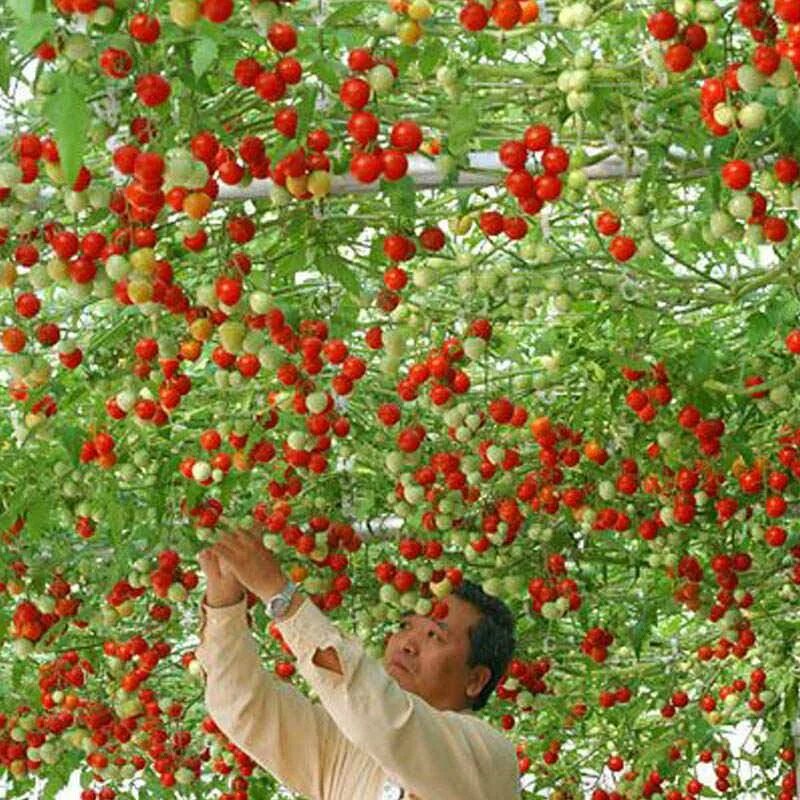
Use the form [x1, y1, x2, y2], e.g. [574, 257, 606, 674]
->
[452, 579, 516, 711]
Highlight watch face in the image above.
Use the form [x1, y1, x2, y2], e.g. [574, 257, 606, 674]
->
[271, 599, 287, 616]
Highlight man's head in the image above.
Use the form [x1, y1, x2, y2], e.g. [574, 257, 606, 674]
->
[382, 580, 516, 713]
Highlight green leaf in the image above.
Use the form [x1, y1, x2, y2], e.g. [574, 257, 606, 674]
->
[630, 604, 656, 659]
[381, 175, 417, 223]
[762, 724, 786, 760]
[310, 55, 342, 90]
[275, 245, 308, 278]
[60, 424, 84, 463]
[25, 497, 49, 536]
[0, 41, 11, 93]
[10, 0, 34, 19]
[318, 252, 360, 296]
[294, 84, 318, 144]
[745, 311, 771, 347]
[325, 1, 367, 25]
[43, 75, 89, 187]
[16, 12, 53, 51]
[685, 344, 714, 383]
[191, 37, 218, 78]
[448, 100, 479, 157]
[765, 288, 799, 326]
[330, 293, 360, 338]
[778, 105, 800, 148]
[419, 37, 446, 78]
[104, 496, 126, 542]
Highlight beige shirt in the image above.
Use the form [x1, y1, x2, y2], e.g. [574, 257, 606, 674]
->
[196, 593, 521, 800]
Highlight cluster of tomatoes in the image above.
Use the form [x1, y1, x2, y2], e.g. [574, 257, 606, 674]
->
[459, 0, 540, 31]
[646, 9, 709, 72]
[719, 158, 791, 242]
[595, 210, 638, 263]
[105, 350, 193, 429]
[5, 131, 61, 190]
[105, 577, 147, 609]
[496, 657, 552, 729]
[38, 649, 95, 707]
[380, 225, 446, 297]
[478, 124, 571, 241]
[79, 431, 118, 470]
[621, 361, 673, 423]
[12, 600, 60, 644]
[581, 626, 614, 663]
[738, 0, 800, 67]
[10, 574, 81, 647]
[149, 550, 199, 604]
[598, 684, 633, 710]
[526, 553, 582, 617]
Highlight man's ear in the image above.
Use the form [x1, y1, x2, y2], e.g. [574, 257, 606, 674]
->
[465, 665, 492, 701]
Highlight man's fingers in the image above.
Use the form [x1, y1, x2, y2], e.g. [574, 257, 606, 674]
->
[211, 543, 240, 573]
[198, 549, 222, 577]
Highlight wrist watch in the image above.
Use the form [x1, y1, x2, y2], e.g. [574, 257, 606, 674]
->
[265, 580, 299, 620]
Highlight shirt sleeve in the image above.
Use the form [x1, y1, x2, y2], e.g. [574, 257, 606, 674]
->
[195, 593, 357, 800]
[275, 597, 521, 800]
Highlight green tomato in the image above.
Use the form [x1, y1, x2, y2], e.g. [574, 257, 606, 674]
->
[377, 10, 398, 32]
[736, 64, 765, 92]
[63, 34, 92, 61]
[695, 0, 719, 19]
[368, 64, 394, 92]
[737, 102, 766, 129]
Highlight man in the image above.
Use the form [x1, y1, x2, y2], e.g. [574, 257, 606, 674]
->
[196, 527, 520, 800]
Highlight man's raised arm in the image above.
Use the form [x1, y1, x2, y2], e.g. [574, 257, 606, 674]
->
[195, 550, 348, 800]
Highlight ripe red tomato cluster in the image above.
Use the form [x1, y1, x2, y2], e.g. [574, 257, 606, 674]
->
[526, 568, 581, 616]
[622, 361, 672, 423]
[495, 124, 569, 223]
[459, 0, 539, 31]
[497, 658, 551, 705]
[646, 9, 708, 72]
[581, 626, 614, 662]
[380, 226, 443, 292]
[78, 431, 117, 469]
[12, 598, 70, 643]
[598, 685, 632, 709]
[595, 210, 638, 262]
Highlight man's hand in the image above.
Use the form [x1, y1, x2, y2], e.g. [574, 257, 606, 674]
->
[197, 548, 244, 608]
[205, 526, 288, 603]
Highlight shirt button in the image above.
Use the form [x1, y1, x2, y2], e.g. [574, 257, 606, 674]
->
[381, 779, 404, 800]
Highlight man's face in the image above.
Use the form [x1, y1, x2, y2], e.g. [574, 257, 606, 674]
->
[382, 594, 491, 712]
